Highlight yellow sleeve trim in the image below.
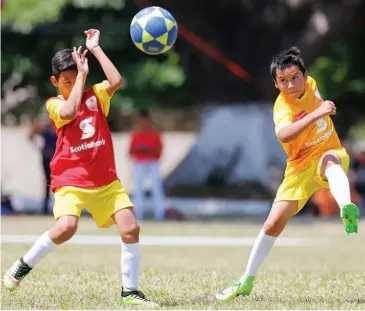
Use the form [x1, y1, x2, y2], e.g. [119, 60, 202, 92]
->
[46, 98, 72, 129]
[93, 80, 112, 117]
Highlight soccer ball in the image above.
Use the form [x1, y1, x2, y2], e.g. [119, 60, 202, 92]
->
[130, 6, 178, 55]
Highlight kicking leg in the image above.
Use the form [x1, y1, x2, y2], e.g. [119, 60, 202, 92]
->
[216, 200, 297, 302]
[320, 152, 359, 234]
[4, 215, 78, 291]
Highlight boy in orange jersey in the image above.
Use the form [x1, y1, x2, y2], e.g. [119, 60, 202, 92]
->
[4, 29, 158, 308]
[216, 47, 359, 302]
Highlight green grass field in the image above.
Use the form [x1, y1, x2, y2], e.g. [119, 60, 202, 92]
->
[1, 215, 365, 310]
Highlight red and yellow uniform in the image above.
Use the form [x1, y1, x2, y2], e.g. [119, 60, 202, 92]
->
[46, 81, 133, 227]
[273, 76, 349, 212]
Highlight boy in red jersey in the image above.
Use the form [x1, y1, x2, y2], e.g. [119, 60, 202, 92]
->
[4, 29, 158, 308]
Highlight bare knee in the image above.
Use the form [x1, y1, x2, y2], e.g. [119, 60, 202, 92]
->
[262, 201, 297, 237]
[321, 153, 341, 178]
[120, 223, 140, 243]
[49, 217, 78, 245]
[263, 219, 283, 237]
[113, 208, 140, 243]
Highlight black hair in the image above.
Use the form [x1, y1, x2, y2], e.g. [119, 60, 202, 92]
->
[270, 46, 306, 80]
[139, 108, 150, 118]
[52, 49, 77, 78]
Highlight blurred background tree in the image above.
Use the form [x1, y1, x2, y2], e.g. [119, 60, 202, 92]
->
[2, 0, 365, 136]
[1, 0, 189, 126]
[310, 16, 365, 138]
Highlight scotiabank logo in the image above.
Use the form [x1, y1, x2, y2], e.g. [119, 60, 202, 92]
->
[70, 117, 105, 153]
[70, 139, 105, 153]
[80, 117, 95, 140]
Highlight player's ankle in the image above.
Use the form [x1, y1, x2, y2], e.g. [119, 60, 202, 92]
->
[240, 274, 255, 282]
[340, 202, 354, 209]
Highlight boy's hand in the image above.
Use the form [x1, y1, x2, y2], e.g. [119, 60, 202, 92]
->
[72, 46, 89, 76]
[314, 100, 336, 118]
[85, 29, 100, 52]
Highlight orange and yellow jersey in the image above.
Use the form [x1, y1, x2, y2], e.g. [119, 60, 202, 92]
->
[273, 76, 342, 177]
[46, 80, 112, 129]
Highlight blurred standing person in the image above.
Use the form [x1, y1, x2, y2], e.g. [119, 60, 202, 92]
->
[129, 109, 165, 221]
[28, 121, 57, 215]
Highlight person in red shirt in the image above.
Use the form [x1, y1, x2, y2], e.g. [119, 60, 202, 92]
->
[3, 29, 157, 308]
[129, 109, 165, 221]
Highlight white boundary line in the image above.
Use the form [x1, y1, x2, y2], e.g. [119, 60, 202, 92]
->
[0, 234, 327, 247]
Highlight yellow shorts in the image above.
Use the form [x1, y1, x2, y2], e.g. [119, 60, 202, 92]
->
[53, 180, 134, 228]
[274, 148, 350, 213]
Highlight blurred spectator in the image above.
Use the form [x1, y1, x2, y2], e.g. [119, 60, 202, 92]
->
[311, 189, 338, 217]
[28, 121, 57, 215]
[165, 208, 185, 221]
[129, 109, 165, 221]
[1, 187, 15, 215]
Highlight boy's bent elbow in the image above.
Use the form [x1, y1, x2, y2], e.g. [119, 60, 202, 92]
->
[60, 114, 76, 121]
[106, 76, 123, 95]
[279, 135, 291, 144]
[114, 75, 123, 89]
[59, 109, 76, 120]
[277, 130, 292, 143]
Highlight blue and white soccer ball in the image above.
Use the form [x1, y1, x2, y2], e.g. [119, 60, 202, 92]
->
[130, 6, 178, 55]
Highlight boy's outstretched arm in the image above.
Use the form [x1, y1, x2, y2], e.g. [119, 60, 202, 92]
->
[277, 100, 336, 143]
[85, 29, 122, 97]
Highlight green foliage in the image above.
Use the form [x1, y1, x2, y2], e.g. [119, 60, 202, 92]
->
[2, 0, 69, 33]
[3, 0, 365, 129]
[310, 20, 365, 101]
[72, 0, 125, 10]
[1, 0, 127, 33]
[1, 0, 188, 125]
[309, 19, 365, 137]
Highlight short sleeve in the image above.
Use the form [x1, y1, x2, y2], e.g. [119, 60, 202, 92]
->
[46, 98, 72, 129]
[93, 80, 114, 117]
[273, 99, 294, 136]
[308, 76, 324, 102]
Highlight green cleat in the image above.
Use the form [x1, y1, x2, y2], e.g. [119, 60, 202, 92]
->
[341, 203, 359, 234]
[216, 275, 255, 302]
[120, 289, 159, 308]
[3, 258, 32, 291]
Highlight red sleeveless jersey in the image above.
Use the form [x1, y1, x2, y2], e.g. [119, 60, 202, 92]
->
[49, 87, 118, 192]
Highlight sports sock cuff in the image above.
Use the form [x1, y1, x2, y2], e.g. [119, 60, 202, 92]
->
[122, 242, 140, 253]
[44, 231, 57, 247]
[260, 229, 277, 241]
[324, 163, 343, 179]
